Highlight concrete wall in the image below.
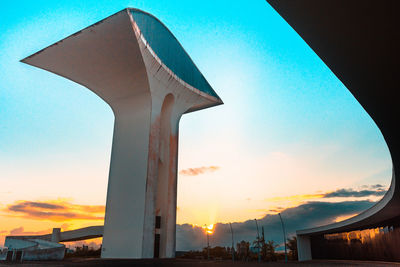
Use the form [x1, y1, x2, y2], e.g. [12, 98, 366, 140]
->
[22, 247, 65, 261]
[297, 235, 311, 261]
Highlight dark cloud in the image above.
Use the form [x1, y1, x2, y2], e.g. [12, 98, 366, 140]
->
[323, 188, 386, 198]
[5, 200, 104, 221]
[10, 227, 24, 235]
[9, 226, 50, 236]
[177, 224, 207, 250]
[8, 201, 65, 212]
[176, 200, 375, 251]
[371, 184, 385, 189]
[179, 166, 220, 176]
[268, 208, 284, 213]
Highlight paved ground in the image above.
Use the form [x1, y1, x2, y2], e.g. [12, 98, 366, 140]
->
[1, 259, 400, 266]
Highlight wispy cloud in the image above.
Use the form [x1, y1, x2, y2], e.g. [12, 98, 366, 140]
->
[9, 226, 50, 236]
[267, 207, 285, 213]
[4, 200, 105, 222]
[179, 166, 220, 176]
[9, 201, 65, 211]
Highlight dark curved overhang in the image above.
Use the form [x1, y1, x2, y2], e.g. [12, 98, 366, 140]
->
[266, 0, 400, 235]
[129, 9, 220, 101]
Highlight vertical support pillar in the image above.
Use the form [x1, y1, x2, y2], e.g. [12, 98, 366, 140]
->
[51, 228, 61, 243]
[163, 112, 180, 257]
[11, 250, 16, 262]
[297, 234, 312, 261]
[141, 96, 163, 259]
[101, 93, 152, 258]
[140, 90, 185, 258]
[154, 94, 177, 258]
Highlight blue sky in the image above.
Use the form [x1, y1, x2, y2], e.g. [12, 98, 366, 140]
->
[0, 0, 392, 247]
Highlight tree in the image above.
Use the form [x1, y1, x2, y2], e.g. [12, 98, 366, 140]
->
[236, 240, 250, 261]
[287, 236, 298, 260]
[265, 240, 278, 261]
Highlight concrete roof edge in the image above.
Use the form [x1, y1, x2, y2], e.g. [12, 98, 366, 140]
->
[20, 8, 130, 64]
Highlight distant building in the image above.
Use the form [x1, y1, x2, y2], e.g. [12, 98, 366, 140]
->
[3, 227, 102, 262]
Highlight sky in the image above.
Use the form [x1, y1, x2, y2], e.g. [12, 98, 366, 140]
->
[0, 0, 393, 250]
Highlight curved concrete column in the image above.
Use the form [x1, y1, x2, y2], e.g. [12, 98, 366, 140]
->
[266, 0, 399, 261]
[102, 93, 152, 258]
[21, 8, 222, 259]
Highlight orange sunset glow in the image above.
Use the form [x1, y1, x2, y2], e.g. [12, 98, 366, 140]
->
[202, 224, 214, 235]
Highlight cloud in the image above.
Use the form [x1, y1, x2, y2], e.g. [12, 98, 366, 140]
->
[7, 226, 51, 236]
[268, 208, 284, 213]
[179, 166, 220, 176]
[265, 185, 387, 206]
[371, 184, 385, 189]
[323, 188, 386, 198]
[5, 200, 105, 222]
[8, 201, 65, 211]
[10, 227, 24, 235]
[176, 200, 375, 251]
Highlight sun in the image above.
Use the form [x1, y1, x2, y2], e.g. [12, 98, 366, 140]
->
[202, 224, 214, 234]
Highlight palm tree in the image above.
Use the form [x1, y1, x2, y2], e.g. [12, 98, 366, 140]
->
[265, 240, 278, 261]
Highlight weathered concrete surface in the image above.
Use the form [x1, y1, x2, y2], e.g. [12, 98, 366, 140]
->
[21, 8, 222, 259]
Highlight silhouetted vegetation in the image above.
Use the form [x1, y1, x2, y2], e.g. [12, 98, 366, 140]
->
[179, 236, 293, 262]
[287, 236, 298, 260]
[179, 246, 232, 260]
[64, 245, 101, 258]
